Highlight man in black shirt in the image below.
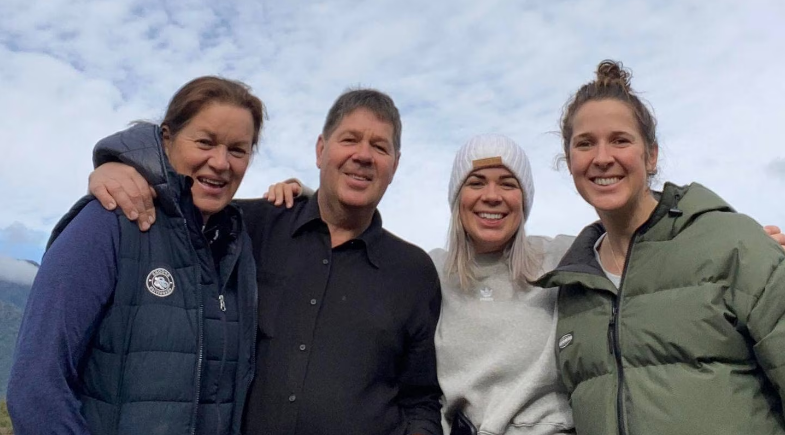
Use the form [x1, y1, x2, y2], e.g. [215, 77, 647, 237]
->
[89, 88, 443, 435]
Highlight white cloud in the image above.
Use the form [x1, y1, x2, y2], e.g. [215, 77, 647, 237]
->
[0, 0, 783, 261]
[0, 255, 39, 286]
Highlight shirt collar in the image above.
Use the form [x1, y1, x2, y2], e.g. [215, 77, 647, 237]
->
[292, 192, 384, 268]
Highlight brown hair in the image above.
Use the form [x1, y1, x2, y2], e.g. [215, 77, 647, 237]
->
[322, 88, 402, 153]
[560, 60, 659, 178]
[162, 76, 267, 147]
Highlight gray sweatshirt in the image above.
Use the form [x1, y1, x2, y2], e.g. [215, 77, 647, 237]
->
[430, 235, 575, 435]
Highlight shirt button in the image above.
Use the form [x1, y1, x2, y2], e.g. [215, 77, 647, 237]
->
[310, 299, 317, 305]
[288, 394, 296, 402]
[299, 344, 306, 351]
[322, 259, 329, 265]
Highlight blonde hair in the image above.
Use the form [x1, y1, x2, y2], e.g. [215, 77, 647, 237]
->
[443, 200, 543, 291]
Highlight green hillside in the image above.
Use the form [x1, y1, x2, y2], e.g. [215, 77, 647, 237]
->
[0, 301, 22, 399]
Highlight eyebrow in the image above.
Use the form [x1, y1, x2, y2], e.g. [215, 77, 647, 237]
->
[340, 129, 391, 145]
[466, 173, 518, 181]
[193, 129, 252, 146]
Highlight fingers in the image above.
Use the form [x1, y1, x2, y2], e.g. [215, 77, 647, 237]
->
[764, 225, 785, 250]
[285, 183, 303, 208]
[92, 184, 118, 211]
[88, 163, 156, 231]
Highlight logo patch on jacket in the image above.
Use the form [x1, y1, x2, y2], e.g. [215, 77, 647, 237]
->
[558, 333, 573, 350]
[146, 268, 175, 297]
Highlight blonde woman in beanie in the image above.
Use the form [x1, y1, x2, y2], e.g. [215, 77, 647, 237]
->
[429, 134, 575, 435]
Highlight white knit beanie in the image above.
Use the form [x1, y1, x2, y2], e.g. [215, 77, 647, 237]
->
[448, 134, 535, 220]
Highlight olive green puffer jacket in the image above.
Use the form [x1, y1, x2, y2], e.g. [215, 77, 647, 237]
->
[534, 182, 785, 435]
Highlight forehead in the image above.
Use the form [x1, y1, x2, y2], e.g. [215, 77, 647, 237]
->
[183, 103, 254, 139]
[332, 108, 394, 140]
[467, 165, 516, 179]
[571, 99, 638, 136]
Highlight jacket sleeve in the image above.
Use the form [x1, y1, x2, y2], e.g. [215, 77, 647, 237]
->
[748, 255, 785, 412]
[92, 122, 171, 195]
[7, 201, 119, 435]
[399, 266, 444, 435]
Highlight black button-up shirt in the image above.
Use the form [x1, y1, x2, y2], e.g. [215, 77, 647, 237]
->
[238, 194, 442, 435]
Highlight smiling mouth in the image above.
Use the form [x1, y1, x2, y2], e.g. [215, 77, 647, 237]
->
[346, 173, 372, 182]
[476, 212, 505, 220]
[593, 177, 621, 186]
[197, 176, 228, 189]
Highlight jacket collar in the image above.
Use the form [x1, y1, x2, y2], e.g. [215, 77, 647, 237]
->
[533, 182, 735, 292]
[292, 192, 383, 268]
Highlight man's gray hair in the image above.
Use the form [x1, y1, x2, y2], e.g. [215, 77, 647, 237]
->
[322, 88, 402, 153]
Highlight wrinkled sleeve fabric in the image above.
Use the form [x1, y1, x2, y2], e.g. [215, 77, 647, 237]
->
[400, 268, 444, 435]
[7, 201, 119, 435]
[92, 122, 168, 188]
[749, 256, 785, 413]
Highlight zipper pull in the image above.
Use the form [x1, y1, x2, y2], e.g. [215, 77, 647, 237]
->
[219, 294, 226, 312]
[608, 304, 617, 355]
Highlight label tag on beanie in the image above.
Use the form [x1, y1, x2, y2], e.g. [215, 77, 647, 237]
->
[472, 156, 503, 169]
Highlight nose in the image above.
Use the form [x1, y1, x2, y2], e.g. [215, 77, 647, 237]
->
[481, 183, 502, 203]
[208, 145, 231, 172]
[351, 140, 373, 165]
[593, 142, 614, 168]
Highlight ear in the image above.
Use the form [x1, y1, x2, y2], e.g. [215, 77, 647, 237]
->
[389, 151, 401, 184]
[161, 125, 173, 157]
[646, 141, 659, 174]
[315, 134, 326, 169]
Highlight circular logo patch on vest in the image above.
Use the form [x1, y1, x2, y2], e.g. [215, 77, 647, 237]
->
[146, 268, 175, 297]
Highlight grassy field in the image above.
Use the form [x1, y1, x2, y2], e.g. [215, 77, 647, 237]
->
[0, 401, 12, 434]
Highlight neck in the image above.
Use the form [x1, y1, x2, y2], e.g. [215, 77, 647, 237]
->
[317, 193, 375, 248]
[597, 192, 658, 269]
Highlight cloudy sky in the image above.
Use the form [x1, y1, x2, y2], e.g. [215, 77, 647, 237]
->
[1, 0, 784, 265]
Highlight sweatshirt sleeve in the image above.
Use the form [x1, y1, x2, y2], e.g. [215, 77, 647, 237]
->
[7, 200, 120, 435]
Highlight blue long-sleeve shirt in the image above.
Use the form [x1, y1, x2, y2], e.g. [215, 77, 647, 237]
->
[8, 200, 119, 435]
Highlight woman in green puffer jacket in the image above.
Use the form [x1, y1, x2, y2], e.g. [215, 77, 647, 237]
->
[534, 60, 785, 435]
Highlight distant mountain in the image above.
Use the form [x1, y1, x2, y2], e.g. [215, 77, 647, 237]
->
[0, 258, 36, 399]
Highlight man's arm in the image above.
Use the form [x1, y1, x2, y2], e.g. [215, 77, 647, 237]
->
[89, 123, 168, 230]
[399, 268, 444, 435]
[7, 201, 119, 434]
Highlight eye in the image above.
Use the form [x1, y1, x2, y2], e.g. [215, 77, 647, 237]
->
[464, 180, 484, 188]
[573, 140, 592, 149]
[501, 182, 520, 190]
[341, 136, 357, 144]
[612, 137, 631, 145]
[373, 143, 390, 154]
[196, 138, 213, 147]
[229, 147, 249, 158]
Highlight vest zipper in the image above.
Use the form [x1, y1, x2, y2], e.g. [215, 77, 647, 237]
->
[219, 294, 226, 312]
[191, 303, 204, 435]
[190, 216, 205, 435]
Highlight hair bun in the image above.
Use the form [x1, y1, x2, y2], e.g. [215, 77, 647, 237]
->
[596, 60, 632, 90]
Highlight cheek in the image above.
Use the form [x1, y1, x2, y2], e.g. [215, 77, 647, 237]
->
[458, 191, 475, 226]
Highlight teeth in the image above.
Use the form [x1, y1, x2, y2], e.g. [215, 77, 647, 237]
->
[478, 213, 503, 220]
[199, 177, 226, 187]
[594, 177, 620, 186]
[349, 174, 370, 181]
